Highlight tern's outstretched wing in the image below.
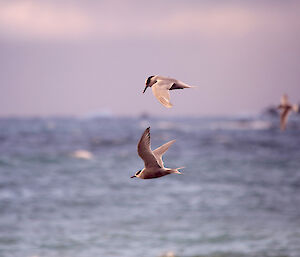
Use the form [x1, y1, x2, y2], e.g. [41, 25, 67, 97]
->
[137, 127, 161, 168]
[151, 81, 173, 108]
[169, 80, 195, 90]
[153, 140, 176, 168]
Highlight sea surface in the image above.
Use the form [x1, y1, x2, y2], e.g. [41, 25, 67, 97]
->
[0, 115, 300, 257]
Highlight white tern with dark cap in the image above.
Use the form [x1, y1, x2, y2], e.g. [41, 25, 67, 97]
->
[143, 75, 196, 108]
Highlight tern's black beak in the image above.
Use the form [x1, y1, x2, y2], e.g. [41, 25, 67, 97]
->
[130, 175, 136, 178]
[143, 85, 149, 94]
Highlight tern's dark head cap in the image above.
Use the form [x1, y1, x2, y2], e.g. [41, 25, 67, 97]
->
[145, 75, 154, 85]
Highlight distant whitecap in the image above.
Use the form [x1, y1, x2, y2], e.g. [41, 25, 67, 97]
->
[71, 150, 93, 160]
[160, 251, 176, 257]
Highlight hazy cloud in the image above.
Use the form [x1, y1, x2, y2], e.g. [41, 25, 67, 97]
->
[0, 1, 93, 40]
[1, 0, 300, 42]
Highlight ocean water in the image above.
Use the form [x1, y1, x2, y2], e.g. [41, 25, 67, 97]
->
[0, 116, 300, 257]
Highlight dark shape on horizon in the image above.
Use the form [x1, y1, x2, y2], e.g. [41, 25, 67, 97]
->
[139, 112, 150, 120]
[263, 106, 279, 117]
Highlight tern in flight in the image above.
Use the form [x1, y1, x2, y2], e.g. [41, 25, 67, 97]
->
[143, 75, 195, 108]
[131, 127, 184, 179]
[278, 94, 299, 131]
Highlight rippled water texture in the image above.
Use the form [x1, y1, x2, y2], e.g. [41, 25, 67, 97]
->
[0, 116, 299, 257]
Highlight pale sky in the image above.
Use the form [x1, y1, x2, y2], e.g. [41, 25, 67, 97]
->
[0, 0, 300, 117]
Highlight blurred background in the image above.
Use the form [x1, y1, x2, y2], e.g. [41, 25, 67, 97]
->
[0, 0, 300, 117]
[0, 1, 300, 257]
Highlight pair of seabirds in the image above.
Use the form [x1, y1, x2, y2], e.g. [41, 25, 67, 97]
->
[131, 75, 298, 179]
[131, 75, 195, 179]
